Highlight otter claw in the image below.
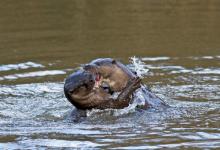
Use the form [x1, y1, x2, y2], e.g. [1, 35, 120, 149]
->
[128, 77, 141, 89]
[117, 77, 141, 101]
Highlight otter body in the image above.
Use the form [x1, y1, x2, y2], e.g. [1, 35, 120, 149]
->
[83, 58, 167, 108]
[64, 70, 141, 110]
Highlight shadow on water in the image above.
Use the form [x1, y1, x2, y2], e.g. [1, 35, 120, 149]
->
[0, 0, 220, 149]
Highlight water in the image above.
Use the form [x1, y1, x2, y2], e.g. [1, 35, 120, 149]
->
[0, 0, 220, 149]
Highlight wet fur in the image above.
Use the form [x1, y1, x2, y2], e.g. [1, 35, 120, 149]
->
[83, 58, 168, 109]
[64, 69, 141, 110]
[83, 58, 136, 92]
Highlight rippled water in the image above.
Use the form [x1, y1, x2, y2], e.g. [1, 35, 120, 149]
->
[1, 0, 220, 149]
[0, 56, 220, 149]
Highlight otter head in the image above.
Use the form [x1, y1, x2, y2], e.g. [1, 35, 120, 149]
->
[83, 64, 99, 75]
[64, 70, 96, 106]
[83, 59, 116, 78]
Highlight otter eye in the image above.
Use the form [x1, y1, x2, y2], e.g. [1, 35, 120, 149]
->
[90, 79, 93, 82]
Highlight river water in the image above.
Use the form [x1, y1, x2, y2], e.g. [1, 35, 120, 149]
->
[0, 0, 220, 149]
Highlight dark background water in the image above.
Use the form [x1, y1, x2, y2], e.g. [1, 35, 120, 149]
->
[0, 0, 220, 149]
[1, 0, 220, 64]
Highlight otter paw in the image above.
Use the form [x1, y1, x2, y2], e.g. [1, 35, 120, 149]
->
[128, 77, 141, 90]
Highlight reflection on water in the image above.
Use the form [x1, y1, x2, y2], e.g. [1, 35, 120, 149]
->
[0, 0, 220, 149]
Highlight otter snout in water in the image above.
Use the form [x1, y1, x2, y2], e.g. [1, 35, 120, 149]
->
[64, 69, 141, 110]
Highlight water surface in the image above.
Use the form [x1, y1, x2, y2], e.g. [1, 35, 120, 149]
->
[0, 0, 220, 149]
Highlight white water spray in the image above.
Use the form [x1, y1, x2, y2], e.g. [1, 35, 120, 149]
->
[129, 56, 149, 78]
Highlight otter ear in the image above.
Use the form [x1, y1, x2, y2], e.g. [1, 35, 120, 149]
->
[81, 64, 86, 69]
[83, 64, 98, 71]
[83, 64, 91, 70]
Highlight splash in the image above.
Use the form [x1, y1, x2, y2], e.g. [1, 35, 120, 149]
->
[128, 57, 151, 111]
[129, 56, 149, 78]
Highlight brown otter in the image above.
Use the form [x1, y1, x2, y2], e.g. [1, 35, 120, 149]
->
[64, 69, 141, 110]
[83, 58, 168, 109]
[83, 58, 136, 92]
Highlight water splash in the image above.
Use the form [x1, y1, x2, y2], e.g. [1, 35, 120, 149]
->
[129, 56, 149, 78]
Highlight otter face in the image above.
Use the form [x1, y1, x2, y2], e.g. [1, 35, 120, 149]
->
[83, 63, 115, 78]
[83, 64, 99, 74]
[64, 70, 96, 104]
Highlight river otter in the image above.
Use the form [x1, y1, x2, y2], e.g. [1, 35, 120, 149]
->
[83, 58, 167, 108]
[64, 69, 141, 110]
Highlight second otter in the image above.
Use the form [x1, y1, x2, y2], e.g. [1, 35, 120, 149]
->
[83, 58, 136, 92]
[83, 58, 168, 108]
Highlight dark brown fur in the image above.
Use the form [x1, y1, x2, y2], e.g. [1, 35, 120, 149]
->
[83, 58, 136, 92]
[83, 58, 168, 109]
[64, 70, 141, 110]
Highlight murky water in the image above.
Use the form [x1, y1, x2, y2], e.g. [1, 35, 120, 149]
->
[0, 0, 220, 149]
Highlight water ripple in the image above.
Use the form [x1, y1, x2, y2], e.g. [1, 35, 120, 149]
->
[0, 62, 44, 72]
[142, 57, 170, 61]
[0, 70, 66, 81]
[1, 56, 220, 149]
